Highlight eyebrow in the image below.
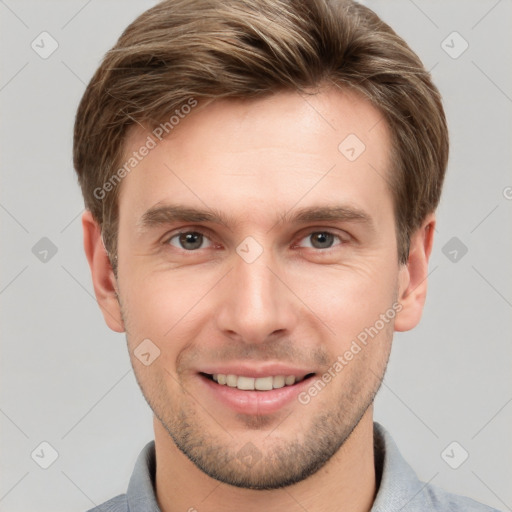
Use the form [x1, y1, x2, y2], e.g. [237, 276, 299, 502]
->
[137, 203, 374, 232]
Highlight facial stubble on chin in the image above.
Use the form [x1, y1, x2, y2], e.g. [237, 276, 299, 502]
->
[125, 327, 392, 490]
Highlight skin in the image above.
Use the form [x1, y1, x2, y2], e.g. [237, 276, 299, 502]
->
[83, 86, 435, 512]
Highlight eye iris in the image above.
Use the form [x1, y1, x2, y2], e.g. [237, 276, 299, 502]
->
[311, 232, 334, 249]
[179, 232, 203, 250]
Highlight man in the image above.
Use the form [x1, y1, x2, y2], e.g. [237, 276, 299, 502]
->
[73, 0, 499, 510]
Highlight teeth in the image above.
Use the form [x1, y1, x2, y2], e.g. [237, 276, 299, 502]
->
[272, 375, 285, 389]
[210, 373, 304, 391]
[285, 375, 296, 386]
[255, 376, 273, 391]
[226, 374, 238, 387]
[237, 376, 255, 390]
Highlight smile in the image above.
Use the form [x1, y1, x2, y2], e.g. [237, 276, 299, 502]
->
[207, 373, 314, 391]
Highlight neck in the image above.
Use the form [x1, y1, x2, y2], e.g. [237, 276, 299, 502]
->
[154, 408, 377, 512]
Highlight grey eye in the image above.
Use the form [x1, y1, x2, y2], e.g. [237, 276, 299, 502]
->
[169, 231, 209, 250]
[308, 232, 336, 249]
[297, 231, 342, 250]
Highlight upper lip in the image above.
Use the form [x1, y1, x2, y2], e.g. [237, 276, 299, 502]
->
[198, 362, 316, 379]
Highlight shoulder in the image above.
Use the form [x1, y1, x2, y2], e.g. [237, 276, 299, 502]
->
[422, 483, 501, 512]
[372, 423, 502, 512]
[84, 440, 159, 512]
[85, 493, 128, 512]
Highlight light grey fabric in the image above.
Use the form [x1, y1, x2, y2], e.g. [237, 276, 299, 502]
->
[371, 424, 499, 512]
[86, 423, 500, 512]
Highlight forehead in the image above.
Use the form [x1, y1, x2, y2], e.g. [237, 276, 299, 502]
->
[117, 87, 393, 228]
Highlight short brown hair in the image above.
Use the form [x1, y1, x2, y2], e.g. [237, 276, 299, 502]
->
[73, 0, 448, 269]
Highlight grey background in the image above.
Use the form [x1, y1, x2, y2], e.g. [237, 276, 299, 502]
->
[1, 0, 511, 510]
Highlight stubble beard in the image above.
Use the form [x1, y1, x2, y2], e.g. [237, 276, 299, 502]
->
[128, 334, 391, 490]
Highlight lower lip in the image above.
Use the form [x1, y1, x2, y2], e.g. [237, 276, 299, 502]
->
[199, 374, 314, 415]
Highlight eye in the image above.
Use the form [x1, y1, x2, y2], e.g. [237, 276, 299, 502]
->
[167, 231, 213, 251]
[298, 231, 344, 250]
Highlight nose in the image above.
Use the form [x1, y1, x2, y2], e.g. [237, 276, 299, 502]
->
[215, 248, 299, 345]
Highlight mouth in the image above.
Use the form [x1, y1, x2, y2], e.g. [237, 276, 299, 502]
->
[196, 365, 319, 415]
[200, 372, 316, 391]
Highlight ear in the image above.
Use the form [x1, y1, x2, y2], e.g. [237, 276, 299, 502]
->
[394, 213, 436, 332]
[82, 211, 125, 333]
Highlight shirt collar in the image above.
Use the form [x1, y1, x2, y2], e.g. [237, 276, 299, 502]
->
[126, 438, 161, 512]
[371, 422, 432, 511]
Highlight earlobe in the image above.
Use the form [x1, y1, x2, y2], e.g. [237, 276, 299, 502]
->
[82, 211, 125, 333]
[394, 214, 436, 332]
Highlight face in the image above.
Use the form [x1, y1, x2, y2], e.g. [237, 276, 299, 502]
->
[112, 88, 405, 489]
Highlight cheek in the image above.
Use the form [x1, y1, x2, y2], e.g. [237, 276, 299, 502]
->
[293, 261, 399, 341]
[119, 268, 216, 350]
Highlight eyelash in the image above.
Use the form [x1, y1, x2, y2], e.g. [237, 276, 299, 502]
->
[162, 228, 349, 252]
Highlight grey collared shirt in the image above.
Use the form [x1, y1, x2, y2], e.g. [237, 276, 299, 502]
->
[86, 422, 500, 512]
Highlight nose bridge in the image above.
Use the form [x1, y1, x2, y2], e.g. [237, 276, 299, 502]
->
[215, 244, 296, 343]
